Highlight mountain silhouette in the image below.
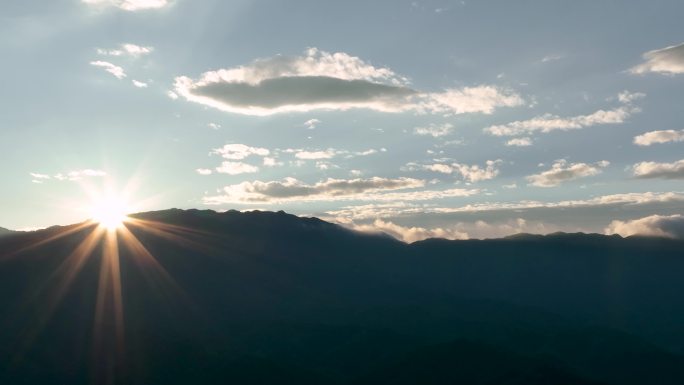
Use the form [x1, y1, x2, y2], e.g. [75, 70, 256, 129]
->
[1, 209, 683, 384]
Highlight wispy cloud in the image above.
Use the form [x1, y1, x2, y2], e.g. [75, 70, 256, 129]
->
[90, 61, 126, 79]
[31, 169, 107, 183]
[97, 43, 153, 57]
[83, 0, 169, 11]
[414, 123, 453, 137]
[485, 92, 643, 137]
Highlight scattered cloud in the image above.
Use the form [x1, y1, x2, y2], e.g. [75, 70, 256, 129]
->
[174, 48, 523, 116]
[633, 159, 684, 179]
[196, 168, 213, 175]
[506, 137, 532, 146]
[605, 214, 684, 239]
[212, 143, 270, 160]
[90, 61, 126, 79]
[414, 123, 453, 137]
[132, 79, 148, 88]
[634, 129, 684, 146]
[411, 160, 502, 182]
[97, 43, 153, 57]
[526, 159, 609, 187]
[83, 0, 169, 11]
[208, 122, 221, 130]
[630, 43, 684, 75]
[215, 161, 259, 175]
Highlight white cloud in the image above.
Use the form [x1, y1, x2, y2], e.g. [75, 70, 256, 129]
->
[452, 160, 502, 182]
[174, 48, 523, 116]
[196, 168, 213, 175]
[419, 86, 525, 115]
[304, 119, 321, 129]
[29, 173, 51, 180]
[208, 122, 221, 130]
[485, 92, 642, 137]
[263, 157, 281, 167]
[215, 161, 259, 175]
[630, 43, 684, 75]
[203, 177, 480, 204]
[605, 214, 684, 239]
[633, 159, 684, 179]
[634, 129, 684, 146]
[352, 219, 468, 243]
[295, 149, 338, 160]
[212, 144, 270, 160]
[416, 160, 502, 182]
[485, 106, 635, 137]
[132, 79, 148, 88]
[53, 169, 107, 182]
[90, 61, 126, 79]
[506, 137, 532, 147]
[526, 159, 608, 187]
[414, 123, 453, 137]
[83, 0, 169, 11]
[98, 43, 153, 57]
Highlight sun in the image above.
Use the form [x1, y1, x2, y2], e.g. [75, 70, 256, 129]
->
[89, 195, 130, 230]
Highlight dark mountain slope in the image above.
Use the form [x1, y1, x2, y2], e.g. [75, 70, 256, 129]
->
[1, 209, 683, 384]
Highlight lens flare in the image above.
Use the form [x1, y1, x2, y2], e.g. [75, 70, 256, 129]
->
[90, 195, 129, 230]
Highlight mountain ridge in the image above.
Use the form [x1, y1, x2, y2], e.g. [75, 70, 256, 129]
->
[1, 208, 684, 384]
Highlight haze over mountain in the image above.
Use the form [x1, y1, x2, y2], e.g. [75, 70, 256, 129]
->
[1, 209, 684, 384]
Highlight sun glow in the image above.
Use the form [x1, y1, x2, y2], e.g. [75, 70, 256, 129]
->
[89, 195, 130, 230]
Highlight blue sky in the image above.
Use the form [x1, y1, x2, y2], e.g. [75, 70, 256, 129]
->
[2, 0, 684, 240]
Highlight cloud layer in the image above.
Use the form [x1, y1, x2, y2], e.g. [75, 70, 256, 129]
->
[203, 177, 479, 204]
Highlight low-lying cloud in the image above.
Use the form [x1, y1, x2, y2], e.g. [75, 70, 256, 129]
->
[605, 214, 684, 239]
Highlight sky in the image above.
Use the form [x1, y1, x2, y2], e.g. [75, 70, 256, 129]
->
[2, 0, 684, 241]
